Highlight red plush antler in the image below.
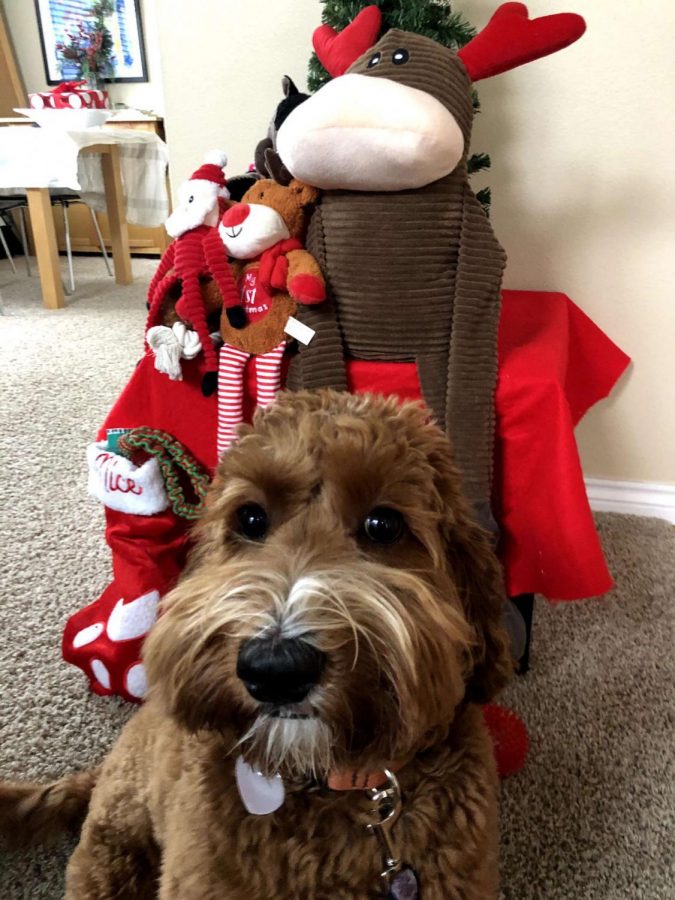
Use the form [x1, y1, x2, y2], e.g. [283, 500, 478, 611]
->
[458, 3, 586, 82]
[313, 5, 382, 77]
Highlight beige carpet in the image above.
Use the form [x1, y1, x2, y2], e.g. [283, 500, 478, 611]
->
[0, 257, 673, 899]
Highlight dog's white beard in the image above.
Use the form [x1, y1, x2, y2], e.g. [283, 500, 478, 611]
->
[240, 715, 334, 779]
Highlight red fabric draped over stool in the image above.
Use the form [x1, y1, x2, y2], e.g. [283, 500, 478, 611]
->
[341, 291, 631, 599]
[63, 290, 629, 701]
[494, 291, 630, 599]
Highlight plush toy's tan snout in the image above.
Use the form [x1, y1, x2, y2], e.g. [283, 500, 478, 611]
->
[219, 203, 290, 260]
[276, 73, 464, 192]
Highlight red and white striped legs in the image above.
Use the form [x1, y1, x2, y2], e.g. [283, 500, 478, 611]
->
[217, 345, 248, 457]
[217, 342, 287, 458]
[255, 342, 286, 409]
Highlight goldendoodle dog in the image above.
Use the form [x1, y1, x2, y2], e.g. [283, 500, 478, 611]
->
[1, 390, 512, 899]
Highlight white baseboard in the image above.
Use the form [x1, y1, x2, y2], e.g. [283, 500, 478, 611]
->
[585, 478, 675, 524]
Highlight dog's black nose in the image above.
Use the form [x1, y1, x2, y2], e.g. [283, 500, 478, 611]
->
[236, 637, 325, 705]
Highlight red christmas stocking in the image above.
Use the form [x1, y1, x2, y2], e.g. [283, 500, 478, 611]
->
[63, 505, 191, 704]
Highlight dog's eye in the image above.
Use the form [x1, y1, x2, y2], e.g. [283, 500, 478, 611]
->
[235, 503, 269, 541]
[366, 52, 381, 68]
[362, 507, 405, 545]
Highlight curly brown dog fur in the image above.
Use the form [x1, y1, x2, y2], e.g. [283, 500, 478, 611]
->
[0, 390, 512, 899]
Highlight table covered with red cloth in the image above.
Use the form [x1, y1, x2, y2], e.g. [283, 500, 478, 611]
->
[63, 289, 629, 701]
[494, 291, 629, 598]
[346, 290, 631, 599]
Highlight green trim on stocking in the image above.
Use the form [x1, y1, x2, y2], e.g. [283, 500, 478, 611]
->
[119, 428, 211, 521]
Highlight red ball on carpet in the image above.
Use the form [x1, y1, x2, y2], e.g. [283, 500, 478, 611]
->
[482, 703, 530, 778]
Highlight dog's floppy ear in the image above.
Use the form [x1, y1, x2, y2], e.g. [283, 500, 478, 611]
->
[445, 514, 514, 702]
[429, 436, 513, 702]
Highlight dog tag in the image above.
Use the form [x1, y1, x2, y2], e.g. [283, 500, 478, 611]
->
[284, 316, 316, 346]
[235, 756, 285, 815]
[387, 866, 419, 899]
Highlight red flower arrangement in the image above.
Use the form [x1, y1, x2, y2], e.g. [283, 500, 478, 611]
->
[55, 0, 116, 87]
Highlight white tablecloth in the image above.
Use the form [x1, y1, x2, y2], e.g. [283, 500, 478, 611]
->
[0, 127, 170, 227]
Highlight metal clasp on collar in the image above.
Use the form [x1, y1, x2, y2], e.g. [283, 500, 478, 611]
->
[367, 769, 403, 890]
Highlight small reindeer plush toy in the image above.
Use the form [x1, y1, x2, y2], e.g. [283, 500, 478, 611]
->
[216, 178, 325, 453]
[275, 3, 585, 525]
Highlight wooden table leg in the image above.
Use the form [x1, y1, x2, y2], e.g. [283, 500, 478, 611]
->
[100, 145, 133, 284]
[26, 188, 65, 310]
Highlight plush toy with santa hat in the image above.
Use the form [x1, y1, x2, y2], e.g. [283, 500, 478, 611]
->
[146, 151, 246, 396]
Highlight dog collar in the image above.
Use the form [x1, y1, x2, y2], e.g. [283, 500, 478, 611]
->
[361, 768, 420, 900]
[326, 758, 408, 792]
[235, 759, 419, 897]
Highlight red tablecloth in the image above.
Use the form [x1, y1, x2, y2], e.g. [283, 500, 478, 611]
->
[495, 291, 630, 598]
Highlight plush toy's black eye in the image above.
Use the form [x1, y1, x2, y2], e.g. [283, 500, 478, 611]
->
[235, 504, 269, 541]
[188, 195, 194, 203]
[362, 507, 405, 545]
[366, 52, 381, 68]
[392, 48, 410, 65]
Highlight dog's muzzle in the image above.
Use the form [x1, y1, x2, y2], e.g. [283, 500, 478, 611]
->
[236, 637, 325, 706]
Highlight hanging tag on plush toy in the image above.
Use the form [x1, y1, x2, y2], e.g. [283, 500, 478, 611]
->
[285, 316, 316, 346]
[235, 756, 285, 815]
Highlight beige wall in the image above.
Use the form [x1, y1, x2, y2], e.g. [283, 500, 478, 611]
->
[2, 0, 45, 102]
[155, 0, 319, 181]
[466, 0, 675, 485]
[2, 0, 165, 114]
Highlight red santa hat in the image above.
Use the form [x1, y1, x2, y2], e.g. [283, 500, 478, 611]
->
[188, 150, 230, 199]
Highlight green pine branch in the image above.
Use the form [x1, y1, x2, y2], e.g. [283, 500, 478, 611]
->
[475, 187, 491, 215]
[467, 153, 491, 175]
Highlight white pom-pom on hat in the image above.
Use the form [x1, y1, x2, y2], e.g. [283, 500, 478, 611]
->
[203, 149, 228, 168]
[186, 150, 229, 200]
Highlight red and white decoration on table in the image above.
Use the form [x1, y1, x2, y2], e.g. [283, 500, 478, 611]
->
[29, 80, 109, 110]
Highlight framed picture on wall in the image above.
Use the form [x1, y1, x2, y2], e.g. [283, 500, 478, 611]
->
[34, 0, 148, 85]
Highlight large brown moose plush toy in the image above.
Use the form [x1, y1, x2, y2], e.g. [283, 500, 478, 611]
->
[276, 3, 585, 524]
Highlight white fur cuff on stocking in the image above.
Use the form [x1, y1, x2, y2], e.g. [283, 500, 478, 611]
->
[86, 442, 169, 515]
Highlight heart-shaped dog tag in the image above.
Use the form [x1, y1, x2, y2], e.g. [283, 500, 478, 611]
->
[235, 756, 285, 815]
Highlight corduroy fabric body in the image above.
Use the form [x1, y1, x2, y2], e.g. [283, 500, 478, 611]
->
[288, 30, 506, 507]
